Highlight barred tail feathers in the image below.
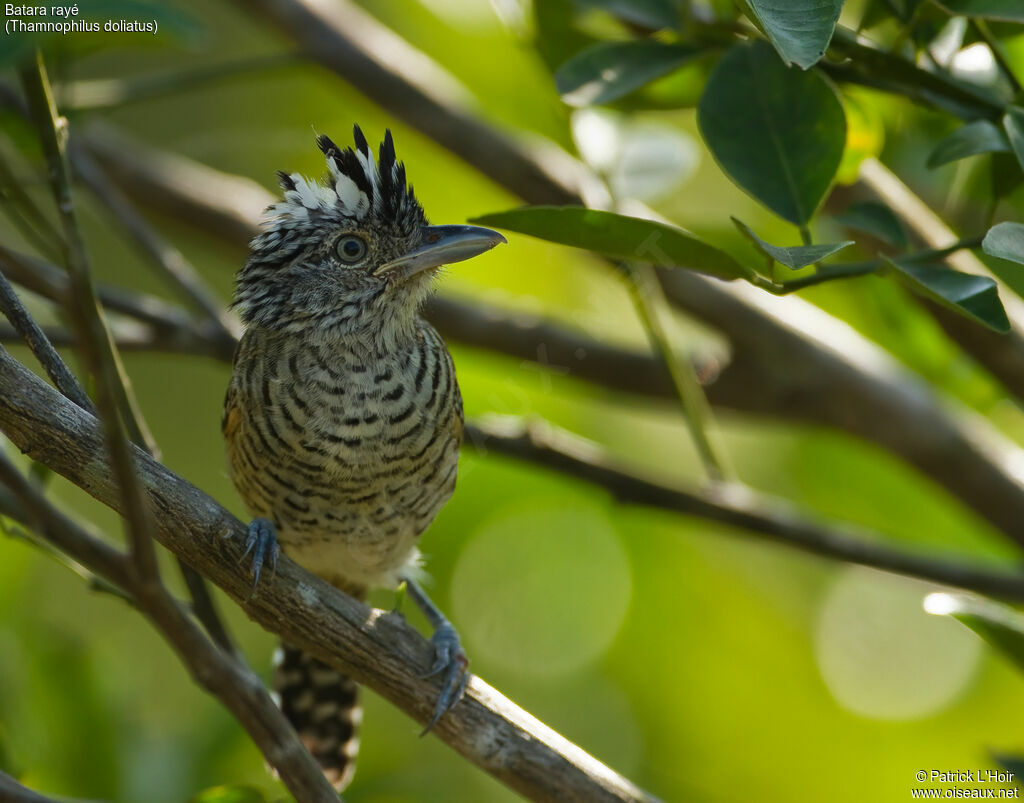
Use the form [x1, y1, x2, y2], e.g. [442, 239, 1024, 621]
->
[274, 643, 360, 791]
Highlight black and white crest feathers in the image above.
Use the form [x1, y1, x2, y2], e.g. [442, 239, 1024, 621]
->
[261, 125, 425, 235]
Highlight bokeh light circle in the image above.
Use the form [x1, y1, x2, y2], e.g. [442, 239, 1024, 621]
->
[815, 567, 981, 721]
[451, 500, 632, 677]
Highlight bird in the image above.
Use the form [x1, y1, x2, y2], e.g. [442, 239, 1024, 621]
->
[222, 124, 505, 790]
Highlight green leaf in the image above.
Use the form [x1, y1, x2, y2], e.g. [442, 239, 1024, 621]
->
[885, 256, 1010, 333]
[834, 201, 908, 248]
[934, 1, 1024, 21]
[556, 41, 702, 107]
[1002, 106, 1024, 172]
[927, 120, 1010, 168]
[577, 0, 680, 30]
[925, 593, 1024, 672]
[697, 40, 846, 225]
[732, 218, 852, 269]
[470, 206, 753, 281]
[744, 0, 844, 69]
[981, 221, 1024, 301]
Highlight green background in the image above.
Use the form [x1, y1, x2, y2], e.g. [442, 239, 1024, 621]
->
[2, 1, 1024, 801]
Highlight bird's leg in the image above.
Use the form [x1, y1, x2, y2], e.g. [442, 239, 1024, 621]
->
[401, 576, 469, 734]
[241, 517, 280, 587]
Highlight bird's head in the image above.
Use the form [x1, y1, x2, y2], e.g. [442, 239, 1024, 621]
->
[233, 125, 505, 343]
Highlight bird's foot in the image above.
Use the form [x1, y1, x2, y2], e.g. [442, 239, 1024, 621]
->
[419, 620, 469, 735]
[240, 517, 280, 587]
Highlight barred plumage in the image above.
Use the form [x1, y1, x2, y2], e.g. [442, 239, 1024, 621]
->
[223, 125, 501, 790]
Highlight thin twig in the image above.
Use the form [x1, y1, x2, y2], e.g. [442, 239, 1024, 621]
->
[0, 249, 236, 651]
[623, 262, 729, 482]
[68, 141, 238, 346]
[0, 268, 94, 413]
[0, 450, 338, 803]
[465, 417, 1024, 601]
[20, 51, 161, 581]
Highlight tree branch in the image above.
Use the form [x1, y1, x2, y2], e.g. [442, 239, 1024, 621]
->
[20, 51, 161, 581]
[0, 346, 656, 803]
[0, 449, 339, 803]
[466, 417, 1024, 601]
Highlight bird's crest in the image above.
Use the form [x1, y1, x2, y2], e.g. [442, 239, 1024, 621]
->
[261, 125, 424, 235]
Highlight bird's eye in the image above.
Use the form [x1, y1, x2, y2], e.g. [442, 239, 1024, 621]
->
[336, 235, 368, 264]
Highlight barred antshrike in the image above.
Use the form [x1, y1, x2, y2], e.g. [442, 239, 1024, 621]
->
[223, 125, 504, 789]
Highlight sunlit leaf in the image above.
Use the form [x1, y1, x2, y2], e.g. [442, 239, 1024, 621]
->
[471, 206, 753, 281]
[697, 40, 846, 224]
[556, 41, 703, 107]
[981, 221, 1024, 300]
[835, 201, 908, 248]
[925, 593, 1024, 672]
[733, 218, 852, 269]
[927, 120, 1010, 168]
[885, 256, 1010, 333]
[934, 1, 1024, 21]
[744, 0, 844, 69]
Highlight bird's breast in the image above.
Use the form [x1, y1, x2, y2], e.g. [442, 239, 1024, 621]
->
[224, 324, 462, 589]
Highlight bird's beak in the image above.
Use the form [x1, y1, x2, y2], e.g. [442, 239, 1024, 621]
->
[374, 224, 506, 283]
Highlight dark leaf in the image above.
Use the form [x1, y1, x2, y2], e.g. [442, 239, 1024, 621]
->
[981, 221, 1024, 300]
[835, 201, 908, 248]
[698, 40, 846, 224]
[471, 206, 753, 281]
[927, 120, 1010, 168]
[556, 41, 703, 107]
[926, 593, 1024, 673]
[745, 0, 844, 69]
[885, 257, 1010, 333]
[733, 218, 852, 269]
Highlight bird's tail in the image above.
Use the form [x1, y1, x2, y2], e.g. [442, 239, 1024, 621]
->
[274, 642, 361, 791]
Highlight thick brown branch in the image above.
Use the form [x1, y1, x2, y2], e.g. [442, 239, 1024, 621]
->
[0, 347, 656, 803]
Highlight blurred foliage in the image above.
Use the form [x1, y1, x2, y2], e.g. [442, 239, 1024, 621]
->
[3, 1, 1024, 802]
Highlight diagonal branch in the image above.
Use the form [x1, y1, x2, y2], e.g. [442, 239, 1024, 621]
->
[0, 449, 338, 803]
[19, 51, 160, 582]
[0, 345, 656, 803]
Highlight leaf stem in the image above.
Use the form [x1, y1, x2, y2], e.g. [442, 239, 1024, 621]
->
[623, 262, 729, 483]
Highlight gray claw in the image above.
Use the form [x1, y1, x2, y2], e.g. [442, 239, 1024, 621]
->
[242, 517, 279, 587]
[420, 622, 469, 735]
